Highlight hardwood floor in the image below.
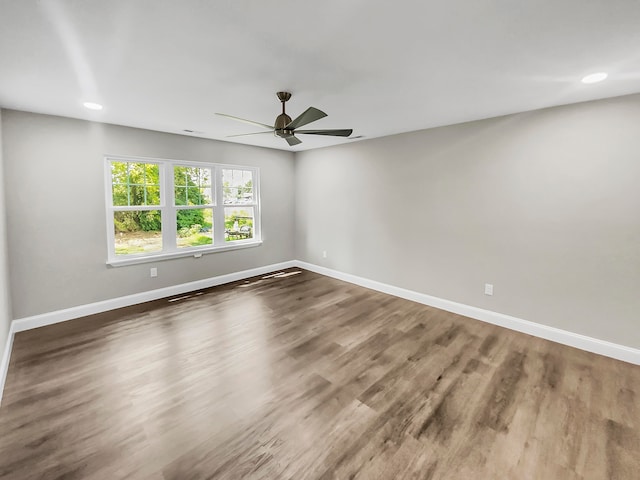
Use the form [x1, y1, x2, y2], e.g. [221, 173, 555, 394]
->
[0, 268, 638, 479]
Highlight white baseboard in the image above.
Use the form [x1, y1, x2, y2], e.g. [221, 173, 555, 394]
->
[0, 321, 15, 406]
[3, 258, 638, 406]
[295, 261, 640, 366]
[11, 260, 296, 333]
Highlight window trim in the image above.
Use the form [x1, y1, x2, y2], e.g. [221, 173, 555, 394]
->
[104, 154, 261, 267]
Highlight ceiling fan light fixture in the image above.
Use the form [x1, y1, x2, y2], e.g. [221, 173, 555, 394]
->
[581, 72, 608, 84]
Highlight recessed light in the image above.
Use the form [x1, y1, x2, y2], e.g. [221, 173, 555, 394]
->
[83, 101, 103, 110]
[581, 72, 608, 84]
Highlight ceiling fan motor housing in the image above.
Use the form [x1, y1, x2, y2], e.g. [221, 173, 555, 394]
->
[274, 113, 292, 136]
[275, 91, 293, 136]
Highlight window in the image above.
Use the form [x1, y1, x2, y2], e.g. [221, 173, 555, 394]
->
[174, 165, 214, 249]
[223, 168, 256, 242]
[105, 155, 260, 265]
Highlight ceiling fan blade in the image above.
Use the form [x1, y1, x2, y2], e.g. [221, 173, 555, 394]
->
[215, 113, 273, 130]
[294, 129, 353, 137]
[285, 135, 302, 146]
[226, 131, 274, 138]
[285, 107, 327, 130]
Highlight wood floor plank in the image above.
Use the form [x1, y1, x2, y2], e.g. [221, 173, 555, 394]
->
[0, 268, 638, 479]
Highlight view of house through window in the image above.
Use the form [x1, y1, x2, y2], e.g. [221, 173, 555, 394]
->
[105, 156, 260, 264]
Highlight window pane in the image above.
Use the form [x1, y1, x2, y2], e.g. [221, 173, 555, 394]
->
[114, 210, 162, 255]
[223, 169, 253, 204]
[145, 186, 160, 205]
[111, 161, 160, 206]
[112, 184, 128, 206]
[111, 162, 128, 185]
[224, 207, 254, 241]
[174, 166, 212, 206]
[177, 208, 213, 248]
[174, 186, 187, 205]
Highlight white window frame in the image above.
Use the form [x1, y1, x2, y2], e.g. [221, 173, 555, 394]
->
[104, 154, 261, 266]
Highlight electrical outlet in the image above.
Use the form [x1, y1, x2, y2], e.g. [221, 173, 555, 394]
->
[150, 267, 158, 278]
[484, 283, 493, 296]
[322, 250, 327, 259]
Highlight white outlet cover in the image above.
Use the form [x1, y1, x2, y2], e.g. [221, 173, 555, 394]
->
[484, 283, 493, 296]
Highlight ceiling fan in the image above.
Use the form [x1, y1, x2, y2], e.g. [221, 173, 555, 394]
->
[216, 92, 353, 146]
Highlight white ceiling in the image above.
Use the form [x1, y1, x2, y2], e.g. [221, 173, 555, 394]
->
[1, 1, 640, 152]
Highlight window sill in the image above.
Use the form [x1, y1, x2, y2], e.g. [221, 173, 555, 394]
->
[107, 240, 263, 267]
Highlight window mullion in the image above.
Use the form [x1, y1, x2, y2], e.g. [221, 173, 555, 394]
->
[162, 162, 177, 253]
[213, 166, 225, 245]
[253, 166, 259, 237]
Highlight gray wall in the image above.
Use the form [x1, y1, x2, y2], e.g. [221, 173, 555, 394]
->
[0, 109, 12, 359]
[1, 110, 295, 319]
[295, 94, 640, 349]
[3, 95, 640, 350]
